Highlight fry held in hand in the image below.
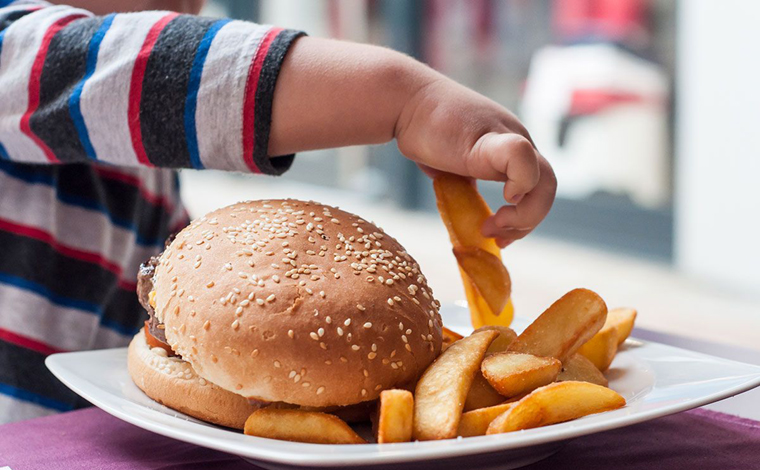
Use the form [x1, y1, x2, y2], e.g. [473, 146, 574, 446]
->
[413, 329, 499, 441]
[578, 325, 619, 371]
[453, 246, 511, 318]
[376, 390, 414, 444]
[509, 288, 607, 362]
[244, 409, 365, 444]
[434, 174, 513, 327]
[458, 401, 516, 437]
[481, 352, 562, 398]
[486, 381, 626, 434]
[558, 354, 608, 387]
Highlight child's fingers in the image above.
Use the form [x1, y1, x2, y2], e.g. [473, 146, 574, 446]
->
[481, 155, 556, 240]
[467, 133, 541, 199]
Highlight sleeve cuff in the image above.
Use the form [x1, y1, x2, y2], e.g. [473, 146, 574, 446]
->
[245, 28, 305, 176]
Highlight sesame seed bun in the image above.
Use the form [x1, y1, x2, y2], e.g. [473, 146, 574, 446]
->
[127, 329, 260, 429]
[152, 200, 443, 408]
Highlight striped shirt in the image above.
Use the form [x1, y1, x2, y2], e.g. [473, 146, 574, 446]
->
[0, 0, 302, 423]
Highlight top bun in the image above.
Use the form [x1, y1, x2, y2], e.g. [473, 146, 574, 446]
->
[154, 200, 442, 407]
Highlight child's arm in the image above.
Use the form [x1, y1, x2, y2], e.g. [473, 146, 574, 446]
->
[269, 37, 556, 245]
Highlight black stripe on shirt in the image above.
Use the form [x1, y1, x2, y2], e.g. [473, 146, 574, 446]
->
[0, 228, 147, 335]
[0, 6, 37, 32]
[0, 339, 89, 411]
[251, 29, 303, 175]
[30, 16, 104, 163]
[0, 161, 174, 246]
[139, 15, 217, 168]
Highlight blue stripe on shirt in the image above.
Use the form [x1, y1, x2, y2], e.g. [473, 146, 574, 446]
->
[0, 161, 163, 246]
[0, 382, 72, 412]
[184, 18, 230, 170]
[69, 14, 115, 162]
[0, 1, 16, 8]
[0, 28, 8, 159]
[0, 274, 136, 337]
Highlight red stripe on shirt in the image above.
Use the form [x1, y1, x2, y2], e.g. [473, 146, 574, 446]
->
[19, 14, 86, 163]
[0, 328, 65, 355]
[93, 166, 174, 213]
[0, 217, 136, 292]
[127, 13, 179, 167]
[241, 27, 282, 173]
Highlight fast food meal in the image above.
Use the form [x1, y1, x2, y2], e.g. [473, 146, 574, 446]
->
[128, 192, 636, 444]
[129, 200, 443, 430]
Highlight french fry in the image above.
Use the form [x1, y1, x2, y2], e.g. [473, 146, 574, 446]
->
[453, 246, 511, 317]
[433, 174, 514, 327]
[376, 390, 414, 444]
[508, 288, 607, 362]
[481, 352, 562, 398]
[577, 325, 619, 371]
[486, 381, 626, 434]
[464, 372, 506, 411]
[557, 354, 608, 387]
[458, 401, 516, 437]
[442, 326, 464, 352]
[413, 329, 500, 440]
[607, 308, 637, 345]
[244, 409, 365, 444]
[474, 325, 517, 354]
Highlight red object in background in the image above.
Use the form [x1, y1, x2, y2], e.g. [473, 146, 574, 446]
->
[553, 0, 648, 41]
[568, 89, 661, 117]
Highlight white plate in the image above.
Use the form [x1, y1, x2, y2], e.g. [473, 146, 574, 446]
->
[46, 305, 760, 470]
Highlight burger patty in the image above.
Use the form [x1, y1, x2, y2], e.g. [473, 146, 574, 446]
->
[137, 255, 169, 347]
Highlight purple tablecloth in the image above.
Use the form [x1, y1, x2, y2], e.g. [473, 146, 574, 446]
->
[1, 407, 759, 469]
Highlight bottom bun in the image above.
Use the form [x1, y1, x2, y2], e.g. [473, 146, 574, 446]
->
[127, 329, 260, 429]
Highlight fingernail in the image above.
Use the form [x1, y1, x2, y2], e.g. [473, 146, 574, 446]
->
[511, 194, 524, 204]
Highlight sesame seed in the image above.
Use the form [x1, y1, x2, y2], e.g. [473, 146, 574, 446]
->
[356, 304, 365, 311]
[288, 329, 294, 339]
[363, 369, 369, 377]
[256, 298, 265, 305]
[344, 318, 351, 326]
[274, 361, 281, 368]
[387, 298, 394, 306]
[319, 291, 326, 298]
[371, 343, 377, 352]
[405, 344, 412, 352]
[399, 322, 404, 330]
[363, 322, 372, 329]
[386, 279, 394, 285]
[402, 335, 408, 343]
[394, 296, 401, 302]
[351, 345, 360, 351]
[302, 382, 311, 388]
[251, 349, 259, 357]
[406, 329, 412, 335]
[361, 389, 367, 396]
[391, 362, 399, 369]
[272, 275, 280, 283]
[317, 328, 325, 337]
[206, 281, 214, 288]
[203, 321, 210, 330]
[337, 327, 344, 336]
[289, 370, 296, 379]
[368, 352, 377, 360]
[325, 316, 332, 324]
[266, 294, 276, 302]
[235, 306, 243, 315]
[319, 342, 327, 350]
[310, 332, 319, 340]
[316, 386, 325, 395]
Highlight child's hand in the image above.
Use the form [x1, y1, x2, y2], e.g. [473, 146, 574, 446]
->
[394, 78, 557, 247]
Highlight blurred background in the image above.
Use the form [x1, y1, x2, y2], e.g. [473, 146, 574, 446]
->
[182, 0, 760, 349]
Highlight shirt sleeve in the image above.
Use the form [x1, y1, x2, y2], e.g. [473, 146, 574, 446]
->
[0, 1, 303, 175]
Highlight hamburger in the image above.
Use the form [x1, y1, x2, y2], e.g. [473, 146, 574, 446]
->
[129, 199, 443, 429]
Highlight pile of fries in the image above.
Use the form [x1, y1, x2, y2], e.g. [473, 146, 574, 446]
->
[243, 175, 636, 445]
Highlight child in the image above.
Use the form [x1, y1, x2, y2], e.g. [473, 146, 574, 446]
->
[0, 0, 556, 423]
